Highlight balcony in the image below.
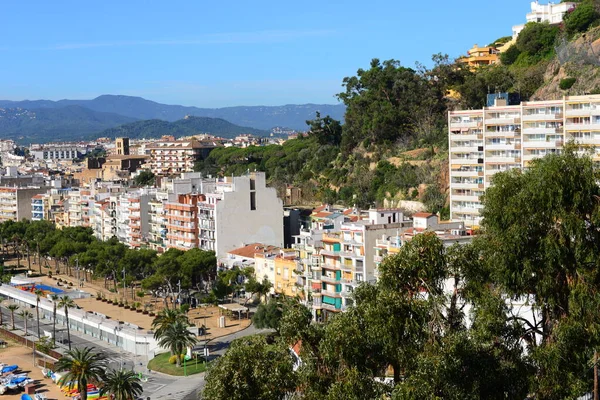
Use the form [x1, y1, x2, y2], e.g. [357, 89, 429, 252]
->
[522, 113, 563, 121]
[450, 170, 482, 177]
[320, 303, 342, 312]
[450, 158, 480, 165]
[451, 182, 481, 190]
[485, 117, 520, 125]
[449, 121, 481, 129]
[320, 275, 340, 284]
[322, 289, 342, 298]
[522, 127, 562, 134]
[485, 156, 521, 163]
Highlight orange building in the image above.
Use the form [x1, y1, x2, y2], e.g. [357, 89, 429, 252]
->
[165, 193, 203, 250]
[458, 44, 499, 69]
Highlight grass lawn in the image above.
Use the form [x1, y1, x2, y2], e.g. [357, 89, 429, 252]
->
[147, 352, 209, 376]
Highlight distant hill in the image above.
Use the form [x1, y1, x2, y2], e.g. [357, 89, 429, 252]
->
[0, 95, 346, 130]
[0, 105, 137, 143]
[98, 116, 269, 139]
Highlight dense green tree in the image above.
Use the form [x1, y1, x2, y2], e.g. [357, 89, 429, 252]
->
[151, 308, 189, 342]
[55, 347, 106, 400]
[132, 169, 156, 186]
[202, 335, 296, 400]
[7, 304, 18, 330]
[481, 147, 600, 398]
[100, 369, 143, 400]
[58, 296, 76, 350]
[156, 320, 197, 367]
[306, 112, 343, 146]
[515, 22, 560, 62]
[564, 1, 599, 36]
[252, 298, 283, 331]
[337, 59, 445, 152]
[500, 44, 521, 65]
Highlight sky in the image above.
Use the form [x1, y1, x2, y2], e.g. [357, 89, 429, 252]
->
[0, 0, 532, 107]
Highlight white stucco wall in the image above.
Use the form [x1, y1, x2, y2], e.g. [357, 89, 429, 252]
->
[215, 173, 284, 259]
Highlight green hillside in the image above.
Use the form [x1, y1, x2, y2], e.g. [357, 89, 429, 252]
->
[97, 115, 269, 139]
[0, 105, 137, 143]
[195, 2, 600, 215]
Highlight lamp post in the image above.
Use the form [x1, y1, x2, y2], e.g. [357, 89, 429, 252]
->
[122, 268, 126, 300]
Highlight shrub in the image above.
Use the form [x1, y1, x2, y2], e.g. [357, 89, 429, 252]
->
[500, 45, 521, 65]
[168, 355, 178, 364]
[516, 22, 560, 61]
[564, 2, 600, 36]
[560, 77, 577, 90]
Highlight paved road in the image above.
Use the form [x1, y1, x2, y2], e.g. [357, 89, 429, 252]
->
[1, 305, 268, 399]
[0, 305, 177, 399]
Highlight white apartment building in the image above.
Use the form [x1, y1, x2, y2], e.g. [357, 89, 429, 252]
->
[0, 187, 48, 223]
[115, 191, 151, 248]
[146, 140, 215, 176]
[513, 1, 577, 38]
[449, 94, 600, 228]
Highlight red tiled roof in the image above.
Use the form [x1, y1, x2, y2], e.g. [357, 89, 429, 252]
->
[228, 243, 280, 259]
[313, 204, 328, 213]
[313, 211, 333, 218]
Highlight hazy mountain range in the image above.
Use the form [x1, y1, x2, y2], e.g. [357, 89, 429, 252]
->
[0, 95, 345, 143]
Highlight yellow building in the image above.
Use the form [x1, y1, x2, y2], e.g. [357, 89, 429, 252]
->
[458, 44, 499, 69]
[274, 252, 299, 298]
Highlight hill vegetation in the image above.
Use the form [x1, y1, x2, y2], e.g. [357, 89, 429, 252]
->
[197, 3, 600, 213]
[0, 95, 346, 130]
[0, 105, 137, 142]
[97, 115, 268, 139]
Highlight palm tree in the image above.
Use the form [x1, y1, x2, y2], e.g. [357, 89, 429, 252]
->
[100, 369, 143, 400]
[50, 294, 59, 345]
[18, 309, 33, 336]
[151, 308, 189, 341]
[55, 347, 106, 400]
[156, 320, 197, 367]
[34, 288, 44, 339]
[58, 295, 75, 350]
[7, 304, 18, 330]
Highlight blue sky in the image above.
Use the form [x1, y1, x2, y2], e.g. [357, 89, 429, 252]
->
[0, 0, 531, 107]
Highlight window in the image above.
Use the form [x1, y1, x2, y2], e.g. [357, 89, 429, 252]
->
[250, 192, 256, 210]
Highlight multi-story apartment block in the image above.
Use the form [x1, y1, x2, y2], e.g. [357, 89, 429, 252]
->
[30, 144, 87, 161]
[449, 94, 600, 228]
[116, 191, 151, 248]
[31, 195, 44, 221]
[373, 213, 471, 278]
[65, 189, 93, 228]
[0, 187, 48, 223]
[165, 193, 203, 251]
[311, 209, 411, 320]
[148, 198, 167, 253]
[146, 140, 215, 176]
[512, 1, 577, 39]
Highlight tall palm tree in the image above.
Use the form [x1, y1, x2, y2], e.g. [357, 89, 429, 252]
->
[34, 288, 44, 339]
[151, 308, 188, 342]
[50, 294, 59, 345]
[7, 304, 18, 330]
[55, 347, 106, 400]
[58, 295, 75, 350]
[156, 320, 197, 367]
[18, 309, 33, 336]
[100, 369, 143, 400]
